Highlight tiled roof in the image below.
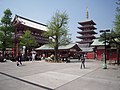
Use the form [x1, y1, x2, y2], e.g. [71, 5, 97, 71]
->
[78, 25, 97, 30]
[35, 43, 81, 51]
[91, 39, 109, 46]
[13, 15, 48, 31]
[78, 20, 96, 25]
[76, 40, 93, 44]
[77, 30, 97, 34]
[77, 44, 93, 52]
[77, 35, 96, 39]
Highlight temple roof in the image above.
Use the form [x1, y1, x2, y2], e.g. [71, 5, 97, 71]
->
[12, 15, 48, 31]
[78, 20, 96, 26]
[76, 40, 93, 44]
[77, 30, 97, 34]
[91, 39, 109, 46]
[77, 35, 96, 39]
[35, 43, 82, 51]
[91, 39, 117, 50]
[77, 44, 93, 52]
[78, 25, 97, 30]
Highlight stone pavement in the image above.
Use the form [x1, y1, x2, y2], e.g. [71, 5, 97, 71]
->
[0, 59, 120, 90]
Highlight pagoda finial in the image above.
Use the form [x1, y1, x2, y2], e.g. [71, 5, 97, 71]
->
[86, 7, 89, 20]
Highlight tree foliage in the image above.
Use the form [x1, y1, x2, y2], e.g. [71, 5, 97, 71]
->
[113, 0, 120, 44]
[19, 30, 37, 60]
[44, 11, 71, 61]
[99, 0, 120, 65]
[112, 0, 120, 65]
[0, 9, 13, 57]
[99, 0, 120, 47]
[45, 11, 71, 46]
[20, 30, 37, 47]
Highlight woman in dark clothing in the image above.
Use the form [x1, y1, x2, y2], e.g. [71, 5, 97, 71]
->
[16, 53, 22, 66]
[78, 54, 82, 61]
[80, 54, 85, 69]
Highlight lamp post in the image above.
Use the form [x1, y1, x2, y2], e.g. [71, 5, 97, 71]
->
[100, 29, 110, 69]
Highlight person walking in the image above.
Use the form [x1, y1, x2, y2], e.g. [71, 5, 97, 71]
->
[78, 53, 82, 62]
[16, 53, 22, 66]
[80, 54, 85, 69]
[32, 53, 36, 62]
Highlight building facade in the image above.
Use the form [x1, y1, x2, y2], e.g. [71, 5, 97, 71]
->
[35, 43, 82, 61]
[91, 38, 119, 61]
[12, 15, 48, 57]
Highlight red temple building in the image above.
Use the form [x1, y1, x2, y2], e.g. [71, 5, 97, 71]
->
[91, 38, 120, 63]
[76, 8, 97, 59]
[12, 15, 48, 56]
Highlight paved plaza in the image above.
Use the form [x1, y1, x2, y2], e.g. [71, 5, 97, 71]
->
[0, 59, 120, 90]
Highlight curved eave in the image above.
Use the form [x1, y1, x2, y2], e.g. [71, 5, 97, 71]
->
[12, 15, 48, 31]
[76, 41, 93, 44]
[78, 26, 97, 30]
[78, 20, 96, 26]
[77, 36, 96, 39]
[77, 30, 97, 34]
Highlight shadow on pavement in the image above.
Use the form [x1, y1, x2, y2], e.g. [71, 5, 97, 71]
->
[0, 72, 53, 90]
[17, 64, 26, 67]
[69, 59, 95, 63]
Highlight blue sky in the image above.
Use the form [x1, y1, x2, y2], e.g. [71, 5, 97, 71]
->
[0, 0, 117, 42]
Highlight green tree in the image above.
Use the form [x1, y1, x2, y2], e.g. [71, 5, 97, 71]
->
[20, 30, 37, 47]
[0, 9, 13, 58]
[20, 30, 37, 60]
[113, 0, 120, 65]
[44, 11, 71, 62]
[100, 0, 120, 65]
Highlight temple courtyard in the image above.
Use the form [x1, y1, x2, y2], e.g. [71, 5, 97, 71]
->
[0, 59, 120, 90]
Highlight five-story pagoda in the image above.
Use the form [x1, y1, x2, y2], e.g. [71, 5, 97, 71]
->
[77, 7, 97, 47]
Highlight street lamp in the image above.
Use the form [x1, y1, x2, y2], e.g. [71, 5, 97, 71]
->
[100, 29, 110, 69]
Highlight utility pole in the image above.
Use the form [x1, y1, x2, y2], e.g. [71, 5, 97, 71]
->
[100, 29, 110, 69]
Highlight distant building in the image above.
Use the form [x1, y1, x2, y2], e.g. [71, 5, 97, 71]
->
[12, 15, 48, 45]
[36, 43, 82, 59]
[77, 20, 97, 45]
[12, 15, 49, 56]
[76, 7, 97, 59]
[91, 38, 118, 61]
[76, 7, 97, 46]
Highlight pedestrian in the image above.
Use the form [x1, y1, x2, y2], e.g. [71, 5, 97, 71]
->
[101, 53, 105, 61]
[78, 54, 82, 61]
[42, 53, 45, 60]
[32, 53, 36, 62]
[29, 54, 32, 61]
[16, 53, 22, 66]
[50, 54, 54, 61]
[80, 54, 85, 69]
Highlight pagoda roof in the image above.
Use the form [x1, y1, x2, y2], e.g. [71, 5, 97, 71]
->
[80, 47, 93, 52]
[77, 44, 94, 52]
[76, 40, 93, 44]
[77, 35, 96, 39]
[78, 25, 97, 30]
[77, 30, 97, 34]
[12, 15, 48, 31]
[78, 20, 96, 26]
